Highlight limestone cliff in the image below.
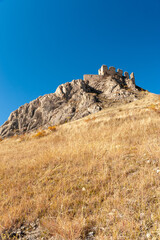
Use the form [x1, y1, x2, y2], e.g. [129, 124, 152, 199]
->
[0, 65, 144, 138]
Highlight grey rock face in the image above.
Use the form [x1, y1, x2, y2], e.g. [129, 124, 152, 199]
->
[0, 72, 142, 138]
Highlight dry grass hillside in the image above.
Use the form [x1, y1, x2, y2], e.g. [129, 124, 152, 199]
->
[0, 92, 160, 239]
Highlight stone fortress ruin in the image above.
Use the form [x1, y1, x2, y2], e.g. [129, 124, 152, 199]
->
[83, 65, 136, 90]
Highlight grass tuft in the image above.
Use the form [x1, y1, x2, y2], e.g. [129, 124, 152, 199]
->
[32, 130, 47, 138]
[48, 126, 57, 132]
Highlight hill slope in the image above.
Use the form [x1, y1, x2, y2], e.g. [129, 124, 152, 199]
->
[0, 92, 160, 239]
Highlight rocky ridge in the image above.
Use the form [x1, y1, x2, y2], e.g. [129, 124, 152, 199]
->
[0, 65, 144, 138]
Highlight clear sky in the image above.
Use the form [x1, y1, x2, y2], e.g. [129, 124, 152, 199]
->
[0, 0, 160, 125]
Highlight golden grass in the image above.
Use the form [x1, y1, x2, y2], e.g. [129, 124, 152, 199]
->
[148, 102, 160, 114]
[0, 93, 160, 239]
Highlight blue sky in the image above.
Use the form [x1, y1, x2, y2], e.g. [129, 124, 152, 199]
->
[0, 0, 160, 125]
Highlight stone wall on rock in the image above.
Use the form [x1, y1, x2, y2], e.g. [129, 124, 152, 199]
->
[84, 65, 135, 90]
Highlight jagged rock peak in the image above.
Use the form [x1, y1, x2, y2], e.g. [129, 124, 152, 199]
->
[0, 65, 143, 138]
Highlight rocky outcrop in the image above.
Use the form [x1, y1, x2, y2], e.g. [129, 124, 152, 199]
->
[0, 66, 144, 138]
